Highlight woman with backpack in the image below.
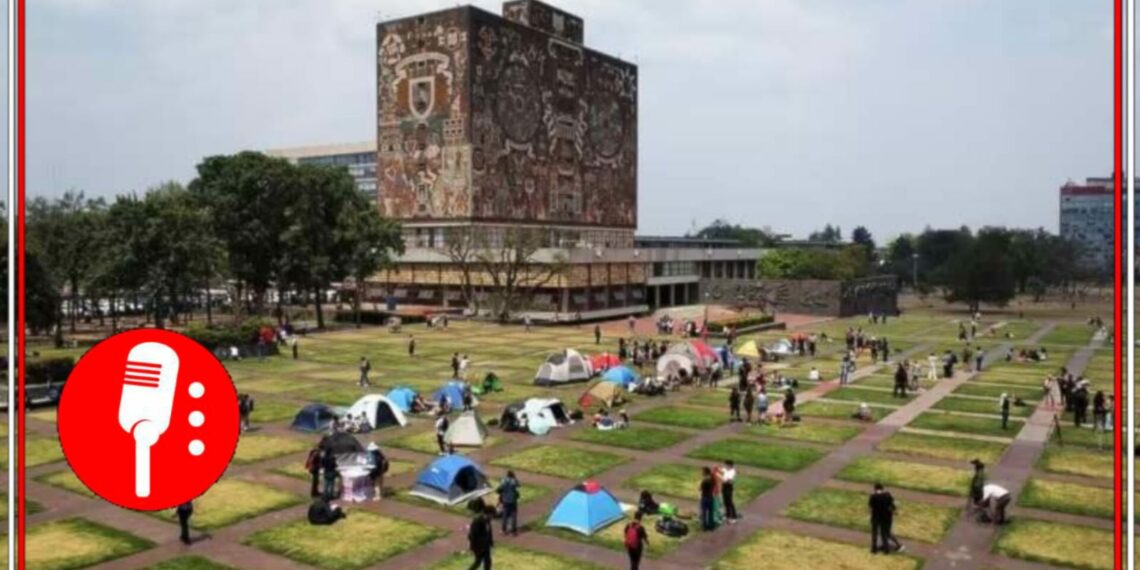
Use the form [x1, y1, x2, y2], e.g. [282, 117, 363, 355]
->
[367, 442, 388, 501]
[624, 511, 649, 570]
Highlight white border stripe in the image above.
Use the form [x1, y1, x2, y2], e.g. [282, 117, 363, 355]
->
[7, 0, 16, 563]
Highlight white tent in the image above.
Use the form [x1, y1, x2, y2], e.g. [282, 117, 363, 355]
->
[521, 398, 570, 427]
[345, 394, 408, 429]
[657, 353, 694, 377]
[534, 349, 593, 385]
[445, 410, 489, 447]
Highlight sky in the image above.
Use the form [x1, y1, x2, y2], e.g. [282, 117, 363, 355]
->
[16, 0, 1118, 242]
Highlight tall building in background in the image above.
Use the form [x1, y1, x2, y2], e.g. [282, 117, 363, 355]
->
[376, 0, 638, 249]
[266, 142, 378, 198]
[1058, 176, 1125, 275]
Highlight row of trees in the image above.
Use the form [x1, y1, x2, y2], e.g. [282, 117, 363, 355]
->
[27, 152, 404, 340]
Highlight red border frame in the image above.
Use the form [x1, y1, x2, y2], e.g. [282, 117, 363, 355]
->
[7, 0, 1129, 568]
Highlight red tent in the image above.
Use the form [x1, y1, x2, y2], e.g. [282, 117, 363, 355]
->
[589, 353, 621, 372]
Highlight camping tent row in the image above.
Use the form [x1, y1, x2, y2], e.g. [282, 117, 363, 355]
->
[291, 394, 407, 433]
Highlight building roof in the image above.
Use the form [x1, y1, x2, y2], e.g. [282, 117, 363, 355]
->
[265, 141, 376, 160]
[1060, 183, 1113, 197]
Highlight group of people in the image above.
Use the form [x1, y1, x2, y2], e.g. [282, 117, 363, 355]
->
[726, 384, 793, 426]
[1046, 369, 1112, 431]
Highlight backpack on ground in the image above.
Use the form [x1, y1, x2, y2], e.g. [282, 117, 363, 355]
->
[624, 522, 642, 549]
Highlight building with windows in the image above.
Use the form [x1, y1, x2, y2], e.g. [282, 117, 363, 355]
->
[1059, 176, 1127, 274]
[266, 142, 378, 199]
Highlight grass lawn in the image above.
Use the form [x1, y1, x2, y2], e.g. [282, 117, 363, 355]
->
[932, 396, 1032, 417]
[26, 518, 155, 570]
[633, 406, 729, 430]
[245, 511, 446, 570]
[1018, 478, 1113, 519]
[977, 370, 1049, 387]
[685, 389, 736, 409]
[713, 529, 922, 570]
[746, 422, 863, 445]
[995, 519, 1112, 570]
[250, 399, 304, 424]
[538, 512, 687, 558]
[569, 425, 690, 451]
[36, 470, 97, 499]
[837, 457, 970, 497]
[384, 430, 504, 455]
[5, 436, 67, 470]
[908, 412, 1020, 438]
[1038, 446, 1113, 480]
[428, 546, 607, 570]
[143, 556, 240, 570]
[784, 487, 959, 543]
[625, 463, 778, 503]
[151, 479, 303, 531]
[953, 382, 1040, 402]
[878, 431, 1007, 464]
[687, 439, 825, 472]
[824, 387, 912, 406]
[491, 445, 628, 480]
[1051, 425, 1114, 449]
[798, 401, 891, 421]
[29, 409, 58, 423]
[1039, 325, 1094, 347]
[233, 434, 310, 465]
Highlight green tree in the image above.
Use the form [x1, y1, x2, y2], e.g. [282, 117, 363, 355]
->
[342, 204, 404, 327]
[850, 226, 876, 264]
[26, 192, 105, 336]
[942, 228, 1016, 310]
[808, 224, 842, 243]
[25, 248, 61, 337]
[693, 219, 773, 247]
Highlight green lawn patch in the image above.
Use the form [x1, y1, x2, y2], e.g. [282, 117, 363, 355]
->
[824, 387, 912, 406]
[245, 511, 446, 570]
[143, 556, 240, 570]
[233, 434, 310, 465]
[746, 422, 862, 445]
[626, 463, 778, 503]
[569, 425, 690, 451]
[537, 512, 687, 558]
[1052, 425, 1114, 449]
[36, 470, 97, 499]
[633, 406, 729, 430]
[250, 399, 303, 424]
[837, 457, 970, 497]
[932, 395, 1032, 417]
[428, 545, 606, 570]
[995, 519, 1112, 570]
[878, 431, 1007, 464]
[1038, 446, 1113, 480]
[151, 479, 303, 531]
[685, 389, 737, 409]
[26, 518, 155, 570]
[713, 529, 921, 570]
[385, 430, 503, 455]
[798, 400, 892, 421]
[6, 436, 67, 470]
[1018, 478, 1113, 519]
[1039, 325, 1094, 347]
[687, 439, 824, 472]
[784, 487, 959, 543]
[909, 411, 1020, 438]
[953, 382, 1040, 401]
[491, 445, 627, 480]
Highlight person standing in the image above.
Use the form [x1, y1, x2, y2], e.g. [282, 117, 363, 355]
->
[305, 445, 322, 497]
[624, 511, 650, 570]
[974, 347, 985, 372]
[743, 388, 755, 424]
[728, 387, 742, 422]
[893, 363, 908, 398]
[962, 345, 973, 372]
[868, 483, 902, 554]
[968, 459, 986, 508]
[756, 388, 769, 424]
[292, 337, 299, 360]
[435, 412, 450, 455]
[238, 394, 253, 432]
[459, 354, 471, 381]
[722, 460, 739, 523]
[699, 467, 716, 531]
[451, 353, 461, 378]
[628, 315, 637, 333]
[176, 501, 194, 545]
[497, 470, 521, 536]
[1093, 390, 1108, 432]
[840, 352, 852, 385]
[367, 442, 388, 501]
[321, 448, 339, 500]
[782, 387, 796, 426]
[999, 393, 1011, 430]
[926, 353, 939, 382]
[808, 333, 817, 357]
[408, 334, 416, 357]
[467, 504, 495, 570]
[524, 315, 531, 332]
[595, 325, 602, 345]
[359, 357, 371, 387]
[881, 337, 890, 363]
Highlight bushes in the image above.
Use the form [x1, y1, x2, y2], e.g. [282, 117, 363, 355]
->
[26, 357, 74, 386]
[184, 318, 277, 351]
[706, 314, 774, 333]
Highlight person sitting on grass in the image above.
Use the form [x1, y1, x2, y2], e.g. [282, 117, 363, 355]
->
[852, 402, 874, 422]
[618, 408, 631, 429]
[308, 496, 346, 526]
[638, 490, 660, 516]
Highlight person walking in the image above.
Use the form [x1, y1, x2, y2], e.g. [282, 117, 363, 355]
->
[881, 337, 890, 363]
[926, 353, 938, 382]
[291, 337, 299, 360]
[728, 387, 742, 422]
[451, 353, 461, 378]
[595, 325, 602, 345]
[408, 334, 416, 357]
[722, 460, 739, 523]
[756, 388, 769, 424]
[699, 467, 716, 531]
[782, 387, 796, 426]
[840, 352, 852, 385]
[743, 388, 755, 424]
[359, 357, 371, 387]
[497, 470, 521, 536]
[974, 347, 984, 372]
[367, 442, 388, 501]
[893, 363, 908, 398]
[1093, 391, 1108, 432]
[869, 483, 902, 554]
[176, 501, 194, 545]
[467, 504, 495, 570]
[435, 412, 450, 455]
[624, 511, 649, 570]
[238, 394, 253, 432]
[321, 448, 339, 500]
[999, 393, 1011, 430]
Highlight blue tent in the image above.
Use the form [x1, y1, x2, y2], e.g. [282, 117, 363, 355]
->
[432, 381, 467, 409]
[409, 455, 491, 506]
[600, 366, 637, 388]
[387, 387, 417, 413]
[546, 482, 625, 535]
[290, 404, 338, 433]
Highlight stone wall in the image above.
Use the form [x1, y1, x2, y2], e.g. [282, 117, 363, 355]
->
[702, 276, 898, 317]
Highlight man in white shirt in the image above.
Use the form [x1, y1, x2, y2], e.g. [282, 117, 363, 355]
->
[722, 460, 739, 523]
[926, 353, 939, 382]
[808, 367, 821, 382]
[458, 355, 470, 380]
[979, 483, 1011, 524]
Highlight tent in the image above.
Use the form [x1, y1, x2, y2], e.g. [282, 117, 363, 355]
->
[764, 339, 795, 359]
[345, 394, 408, 430]
[534, 349, 593, 386]
[499, 401, 527, 432]
[666, 342, 714, 370]
[319, 432, 364, 455]
[529, 414, 555, 435]
[601, 366, 637, 388]
[578, 382, 626, 409]
[546, 481, 625, 535]
[409, 455, 492, 506]
[656, 354, 695, 378]
[433, 381, 469, 409]
[689, 340, 719, 362]
[736, 340, 761, 359]
[445, 411, 489, 447]
[522, 398, 570, 426]
[386, 387, 418, 413]
[291, 404, 339, 433]
[589, 353, 621, 372]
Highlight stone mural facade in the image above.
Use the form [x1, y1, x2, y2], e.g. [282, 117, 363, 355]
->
[703, 276, 899, 317]
[376, 2, 637, 231]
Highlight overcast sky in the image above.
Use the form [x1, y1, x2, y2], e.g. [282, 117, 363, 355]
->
[15, 0, 1116, 241]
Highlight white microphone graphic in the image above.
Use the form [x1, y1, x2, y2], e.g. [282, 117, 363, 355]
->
[117, 342, 180, 498]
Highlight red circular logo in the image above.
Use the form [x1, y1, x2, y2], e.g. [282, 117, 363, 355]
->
[58, 329, 240, 511]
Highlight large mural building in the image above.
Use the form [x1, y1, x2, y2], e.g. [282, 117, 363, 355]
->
[376, 0, 638, 249]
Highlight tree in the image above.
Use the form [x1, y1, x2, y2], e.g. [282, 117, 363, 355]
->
[942, 228, 1016, 310]
[26, 192, 104, 335]
[476, 228, 566, 323]
[341, 199, 403, 328]
[25, 248, 60, 337]
[850, 226, 876, 264]
[884, 234, 917, 287]
[808, 224, 842, 243]
[443, 226, 481, 313]
[692, 219, 773, 247]
[757, 247, 870, 280]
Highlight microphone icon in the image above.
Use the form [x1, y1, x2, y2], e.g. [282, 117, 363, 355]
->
[117, 342, 180, 498]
